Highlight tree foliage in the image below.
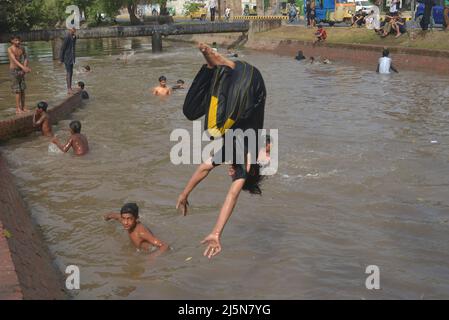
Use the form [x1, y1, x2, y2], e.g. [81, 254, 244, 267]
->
[0, 0, 172, 32]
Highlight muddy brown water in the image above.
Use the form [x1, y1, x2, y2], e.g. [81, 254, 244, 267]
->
[1, 38, 449, 299]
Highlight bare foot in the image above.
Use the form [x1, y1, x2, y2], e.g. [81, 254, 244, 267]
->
[395, 33, 402, 38]
[198, 43, 235, 69]
[67, 89, 74, 95]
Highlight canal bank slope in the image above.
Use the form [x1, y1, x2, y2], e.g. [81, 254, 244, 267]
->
[167, 25, 449, 74]
[0, 92, 85, 299]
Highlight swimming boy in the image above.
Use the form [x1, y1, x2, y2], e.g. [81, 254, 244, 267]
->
[8, 36, 31, 114]
[77, 81, 89, 99]
[104, 203, 169, 254]
[376, 48, 399, 74]
[172, 79, 185, 90]
[33, 101, 53, 137]
[152, 76, 172, 96]
[51, 120, 89, 156]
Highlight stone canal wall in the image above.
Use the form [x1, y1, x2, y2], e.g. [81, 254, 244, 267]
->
[0, 92, 82, 143]
[0, 154, 66, 299]
[0, 92, 85, 299]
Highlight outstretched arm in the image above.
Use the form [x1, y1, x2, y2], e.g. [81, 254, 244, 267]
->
[376, 63, 380, 73]
[201, 178, 245, 259]
[390, 64, 399, 73]
[176, 159, 215, 215]
[104, 212, 121, 221]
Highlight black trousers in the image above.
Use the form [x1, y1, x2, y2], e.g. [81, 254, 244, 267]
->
[210, 7, 216, 21]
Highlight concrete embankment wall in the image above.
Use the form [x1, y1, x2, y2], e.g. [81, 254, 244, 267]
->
[247, 38, 449, 75]
[0, 93, 82, 143]
[0, 155, 66, 299]
[167, 20, 449, 75]
[0, 92, 84, 299]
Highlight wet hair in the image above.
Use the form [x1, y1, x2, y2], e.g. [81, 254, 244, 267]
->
[84, 65, 90, 71]
[37, 101, 48, 111]
[120, 203, 139, 218]
[10, 35, 21, 42]
[159, 76, 167, 82]
[318, 24, 323, 28]
[77, 81, 85, 89]
[382, 48, 390, 57]
[177, 79, 185, 84]
[242, 164, 264, 195]
[69, 120, 81, 134]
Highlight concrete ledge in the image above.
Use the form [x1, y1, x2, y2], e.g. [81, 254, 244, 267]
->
[0, 92, 83, 143]
[0, 92, 86, 299]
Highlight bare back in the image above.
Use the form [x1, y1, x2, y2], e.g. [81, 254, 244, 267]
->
[40, 115, 53, 137]
[71, 133, 89, 155]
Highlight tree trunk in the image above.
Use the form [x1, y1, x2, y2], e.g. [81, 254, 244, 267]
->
[127, 3, 141, 25]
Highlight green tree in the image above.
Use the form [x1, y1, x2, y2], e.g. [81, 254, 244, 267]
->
[94, 0, 171, 25]
[0, 0, 46, 33]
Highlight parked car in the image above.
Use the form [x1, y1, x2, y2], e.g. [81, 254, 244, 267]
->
[190, 4, 207, 20]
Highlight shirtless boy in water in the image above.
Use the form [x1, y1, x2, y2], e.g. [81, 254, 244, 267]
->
[152, 76, 172, 96]
[33, 101, 53, 137]
[8, 36, 31, 114]
[51, 120, 89, 156]
[104, 203, 169, 255]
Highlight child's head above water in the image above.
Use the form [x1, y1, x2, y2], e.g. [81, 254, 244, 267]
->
[120, 202, 139, 230]
[83, 65, 91, 72]
[77, 81, 85, 89]
[37, 101, 48, 112]
[243, 164, 264, 195]
[177, 79, 185, 85]
[228, 164, 264, 195]
[69, 120, 81, 134]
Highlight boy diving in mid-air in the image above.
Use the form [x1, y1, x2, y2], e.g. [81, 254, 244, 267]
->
[177, 43, 267, 259]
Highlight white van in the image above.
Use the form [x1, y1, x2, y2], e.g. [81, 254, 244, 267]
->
[354, 1, 376, 14]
